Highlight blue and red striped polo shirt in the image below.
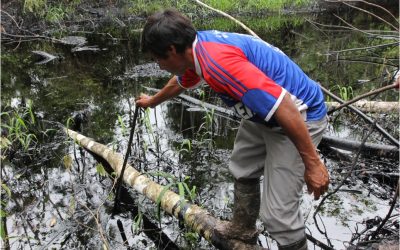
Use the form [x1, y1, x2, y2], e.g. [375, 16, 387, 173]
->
[177, 30, 326, 126]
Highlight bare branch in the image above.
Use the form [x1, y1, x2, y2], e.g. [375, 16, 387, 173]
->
[326, 0, 399, 31]
[193, 0, 260, 38]
[313, 123, 376, 245]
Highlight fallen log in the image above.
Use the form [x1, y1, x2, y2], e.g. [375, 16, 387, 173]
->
[319, 135, 399, 159]
[145, 87, 399, 158]
[64, 128, 257, 250]
[327, 83, 398, 114]
[326, 101, 399, 113]
[320, 85, 399, 147]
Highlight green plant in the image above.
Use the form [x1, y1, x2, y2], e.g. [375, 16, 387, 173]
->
[45, 5, 67, 23]
[63, 155, 73, 171]
[1, 105, 38, 154]
[117, 114, 128, 136]
[23, 0, 46, 13]
[196, 107, 215, 150]
[1, 101, 53, 159]
[148, 171, 197, 220]
[331, 85, 354, 101]
[132, 211, 143, 235]
[95, 164, 107, 177]
[178, 139, 192, 158]
[0, 183, 11, 244]
[142, 108, 154, 140]
[339, 85, 354, 101]
[183, 231, 199, 247]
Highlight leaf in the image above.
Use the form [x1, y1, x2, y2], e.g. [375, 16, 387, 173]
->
[183, 183, 196, 202]
[69, 197, 75, 215]
[96, 164, 107, 177]
[0, 210, 7, 217]
[156, 183, 174, 220]
[177, 183, 185, 198]
[1, 184, 11, 198]
[156, 183, 174, 205]
[63, 155, 73, 170]
[132, 212, 143, 235]
[0, 137, 11, 149]
[0, 217, 6, 240]
[49, 217, 57, 227]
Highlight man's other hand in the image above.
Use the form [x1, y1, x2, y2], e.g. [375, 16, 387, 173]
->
[304, 161, 329, 200]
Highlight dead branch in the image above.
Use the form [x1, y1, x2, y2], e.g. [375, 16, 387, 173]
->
[326, 42, 400, 54]
[313, 123, 376, 247]
[343, 0, 398, 22]
[326, 0, 399, 31]
[369, 181, 399, 239]
[193, 0, 259, 38]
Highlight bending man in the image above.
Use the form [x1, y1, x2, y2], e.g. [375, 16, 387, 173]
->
[136, 9, 329, 250]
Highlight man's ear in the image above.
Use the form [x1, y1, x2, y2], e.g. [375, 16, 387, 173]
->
[168, 45, 177, 55]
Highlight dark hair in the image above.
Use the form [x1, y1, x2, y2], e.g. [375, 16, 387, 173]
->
[141, 9, 197, 59]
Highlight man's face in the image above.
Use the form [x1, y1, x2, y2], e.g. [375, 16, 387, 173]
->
[153, 46, 187, 76]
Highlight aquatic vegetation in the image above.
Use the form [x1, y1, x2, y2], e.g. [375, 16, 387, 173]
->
[1, 101, 39, 156]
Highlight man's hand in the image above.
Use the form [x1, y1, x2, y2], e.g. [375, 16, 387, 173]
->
[304, 160, 329, 200]
[135, 93, 154, 108]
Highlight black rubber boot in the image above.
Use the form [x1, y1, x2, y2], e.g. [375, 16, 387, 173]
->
[278, 236, 308, 250]
[214, 178, 261, 245]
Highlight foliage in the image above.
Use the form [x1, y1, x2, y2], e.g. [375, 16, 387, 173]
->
[196, 106, 215, 150]
[0, 183, 11, 242]
[132, 211, 143, 235]
[148, 171, 197, 220]
[0, 100, 54, 162]
[126, 0, 314, 16]
[1, 101, 39, 156]
[117, 114, 128, 136]
[330, 85, 354, 101]
[45, 4, 68, 23]
[95, 163, 108, 177]
[23, 0, 81, 23]
[23, 0, 47, 13]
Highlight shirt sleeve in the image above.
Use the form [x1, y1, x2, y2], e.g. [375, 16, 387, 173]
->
[198, 42, 286, 122]
[177, 69, 204, 89]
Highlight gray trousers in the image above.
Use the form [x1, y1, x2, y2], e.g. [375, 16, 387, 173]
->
[229, 117, 328, 245]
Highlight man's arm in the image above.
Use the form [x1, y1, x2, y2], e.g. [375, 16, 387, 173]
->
[274, 93, 329, 200]
[136, 76, 185, 108]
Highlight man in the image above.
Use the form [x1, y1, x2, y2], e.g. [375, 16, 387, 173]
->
[136, 9, 329, 250]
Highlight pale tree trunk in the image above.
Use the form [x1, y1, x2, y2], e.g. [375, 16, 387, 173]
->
[326, 101, 399, 113]
[64, 128, 258, 250]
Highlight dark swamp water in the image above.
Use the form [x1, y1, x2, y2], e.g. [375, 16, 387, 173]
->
[1, 5, 399, 250]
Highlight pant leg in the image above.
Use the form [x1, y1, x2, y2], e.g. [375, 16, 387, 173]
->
[229, 119, 267, 180]
[260, 117, 327, 245]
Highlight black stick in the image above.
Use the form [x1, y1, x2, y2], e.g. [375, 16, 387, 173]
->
[370, 181, 399, 240]
[112, 106, 140, 216]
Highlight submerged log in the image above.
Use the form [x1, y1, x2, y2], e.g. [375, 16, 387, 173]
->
[64, 128, 256, 250]
[31, 50, 59, 64]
